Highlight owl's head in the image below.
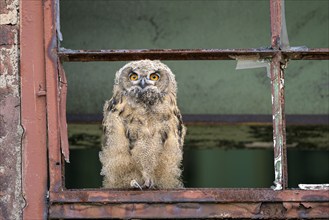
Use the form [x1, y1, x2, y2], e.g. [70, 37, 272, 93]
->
[114, 60, 177, 105]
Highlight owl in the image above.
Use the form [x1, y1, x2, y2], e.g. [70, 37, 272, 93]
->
[99, 59, 186, 189]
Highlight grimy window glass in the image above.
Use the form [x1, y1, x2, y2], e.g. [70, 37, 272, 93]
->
[43, 0, 329, 219]
[60, 0, 270, 50]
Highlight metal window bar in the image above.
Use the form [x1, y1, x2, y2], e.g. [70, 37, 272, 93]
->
[41, 0, 329, 219]
[270, 0, 287, 190]
[58, 48, 329, 62]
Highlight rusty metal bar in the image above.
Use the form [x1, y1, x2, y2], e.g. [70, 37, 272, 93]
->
[283, 48, 329, 60]
[49, 202, 329, 219]
[21, 0, 48, 219]
[270, 0, 288, 190]
[58, 48, 274, 61]
[58, 48, 329, 62]
[49, 189, 329, 203]
[49, 189, 329, 219]
[270, 0, 282, 50]
[44, 0, 64, 192]
[270, 53, 288, 190]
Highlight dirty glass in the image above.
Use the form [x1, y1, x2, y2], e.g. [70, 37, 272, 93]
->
[60, 0, 329, 189]
[285, 60, 329, 114]
[63, 61, 274, 188]
[63, 61, 272, 115]
[60, 0, 270, 50]
[285, 60, 329, 188]
[285, 0, 329, 48]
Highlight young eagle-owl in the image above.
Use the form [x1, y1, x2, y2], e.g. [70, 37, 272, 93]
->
[99, 60, 186, 189]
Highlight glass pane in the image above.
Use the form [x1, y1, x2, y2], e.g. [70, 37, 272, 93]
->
[285, 61, 329, 114]
[285, 0, 329, 48]
[63, 61, 274, 188]
[184, 124, 274, 188]
[288, 149, 329, 188]
[65, 123, 275, 188]
[285, 60, 329, 188]
[60, 0, 270, 49]
[64, 61, 272, 115]
[65, 122, 329, 188]
[65, 146, 102, 189]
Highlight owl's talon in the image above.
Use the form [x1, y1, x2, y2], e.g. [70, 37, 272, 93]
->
[143, 178, 155, 189]
[130, 179, 143, 190]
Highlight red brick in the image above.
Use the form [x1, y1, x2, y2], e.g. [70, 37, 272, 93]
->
[0, 25, 17, 45]
[0, 0, 8, 14]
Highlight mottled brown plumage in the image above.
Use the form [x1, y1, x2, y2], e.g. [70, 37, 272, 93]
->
[99, 60, 185, 189]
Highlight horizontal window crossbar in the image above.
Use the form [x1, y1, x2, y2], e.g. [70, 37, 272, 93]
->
[58, 48, 329, 62]
[59, 48, 273, 61]
[283, 48, 329, 60]
[50, 189, 328, 203]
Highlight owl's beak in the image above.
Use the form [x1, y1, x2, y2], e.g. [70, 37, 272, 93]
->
[139, 78, 146, 89]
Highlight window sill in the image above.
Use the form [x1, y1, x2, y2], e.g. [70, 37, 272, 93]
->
[49, 188, 329, 219]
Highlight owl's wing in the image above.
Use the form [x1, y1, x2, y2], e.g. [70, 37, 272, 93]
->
[100, 98, 138, 187]
[174, 107, 186, 149]
[101, 98, 129, 153]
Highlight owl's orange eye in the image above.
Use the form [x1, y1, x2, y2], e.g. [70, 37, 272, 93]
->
[149, 73, 160, 81]
[129, 73, 139, 81]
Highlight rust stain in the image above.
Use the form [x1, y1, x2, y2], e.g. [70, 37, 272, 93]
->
[58, 48, 329, 62]
[49, 189, 329, 203]
[270, 53, 288, 190]
[270, 0, 282, 49]
[270, 0, 288, 190]
[283, 49, 329, 60]
[49, 202, 329, 219]
[58, 48, 275, 62]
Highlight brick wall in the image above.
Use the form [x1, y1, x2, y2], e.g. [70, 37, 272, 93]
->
[0, 0, 24, 219]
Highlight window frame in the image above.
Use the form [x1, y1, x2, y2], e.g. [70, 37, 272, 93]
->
[21, 0, 329, 219]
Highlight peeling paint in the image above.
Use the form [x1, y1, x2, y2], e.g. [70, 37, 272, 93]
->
[0, 46, 19, 97]
[299, 184, 329, 190]
[0, 11, 18, 25]
[272, 157, 283, 190]
[280, 78, 284, 90]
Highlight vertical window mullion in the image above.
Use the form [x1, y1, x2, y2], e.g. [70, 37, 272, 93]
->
[270, 0, 288, 190]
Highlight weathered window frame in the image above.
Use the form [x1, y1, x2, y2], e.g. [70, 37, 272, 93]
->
[21, 0, 329, 219]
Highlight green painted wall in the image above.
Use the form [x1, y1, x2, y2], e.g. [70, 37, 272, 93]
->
[60, 0, 328, 115]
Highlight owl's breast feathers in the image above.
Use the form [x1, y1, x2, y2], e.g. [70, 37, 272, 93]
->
[104, 92, 185, 150]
